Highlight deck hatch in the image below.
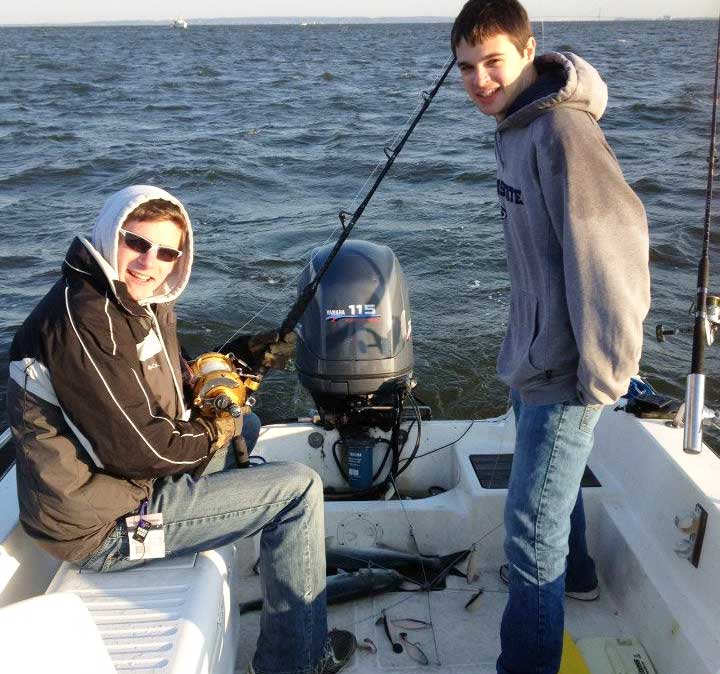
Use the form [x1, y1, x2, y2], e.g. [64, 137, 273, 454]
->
[469, 454, 601, 489]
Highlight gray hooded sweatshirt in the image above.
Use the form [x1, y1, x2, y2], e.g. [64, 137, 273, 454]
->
[494, 52, 650, 406]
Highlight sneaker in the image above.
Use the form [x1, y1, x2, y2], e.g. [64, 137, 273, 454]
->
[499, 563, 599, 601]
[246, 631, 356, 674]
[315, 629, 357, 674]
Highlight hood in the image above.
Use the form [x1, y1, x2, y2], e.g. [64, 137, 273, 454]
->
[88, 185, 194, 306]
[497, 52, 608, 132]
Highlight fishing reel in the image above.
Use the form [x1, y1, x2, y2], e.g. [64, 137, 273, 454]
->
[188, 352, 261, 420]
[187, 352, 263, 468]
[656, 294, 720, 346]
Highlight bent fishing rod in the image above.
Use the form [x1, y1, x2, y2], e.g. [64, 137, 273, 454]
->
[187, 57, 456, 439]
[684, 13, 720, 454]
[278, 56, 457, 336]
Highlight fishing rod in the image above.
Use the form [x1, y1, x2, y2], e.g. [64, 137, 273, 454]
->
[188, 57, 457, 450]
[277, 55, 457, 337]
[684, 13, 720, 454]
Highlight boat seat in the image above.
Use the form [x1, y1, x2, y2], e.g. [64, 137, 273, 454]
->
[0, 592, 116, 673]
[45, 544, 242, 674]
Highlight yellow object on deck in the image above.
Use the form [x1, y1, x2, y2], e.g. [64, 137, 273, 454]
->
[559, 630, 592, 674]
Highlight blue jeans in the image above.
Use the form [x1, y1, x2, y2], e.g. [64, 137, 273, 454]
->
[497, 393, 602, 674]
[79, 413, 328, 674]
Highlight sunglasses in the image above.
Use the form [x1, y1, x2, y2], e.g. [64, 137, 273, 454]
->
[119, 228, 183, 262]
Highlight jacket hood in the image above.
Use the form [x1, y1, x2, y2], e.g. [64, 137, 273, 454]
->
[88, 185, 194, 306]
[497, 52, 608, 132]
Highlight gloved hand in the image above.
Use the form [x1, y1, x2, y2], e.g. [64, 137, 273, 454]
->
[195, 413, 242, 450]
[218, 330, 297, 370]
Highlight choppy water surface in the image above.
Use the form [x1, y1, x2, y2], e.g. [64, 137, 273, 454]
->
[1, 20, 718, 442]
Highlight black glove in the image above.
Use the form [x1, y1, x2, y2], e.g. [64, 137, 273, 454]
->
[218, 330, 297, 371]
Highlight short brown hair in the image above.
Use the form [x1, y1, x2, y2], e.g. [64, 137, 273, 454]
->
[123, 199, 187, 247]
[123, 199, 186, 229]
[451, 0, 533, 56]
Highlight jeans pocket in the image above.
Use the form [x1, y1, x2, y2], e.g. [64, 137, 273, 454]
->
[579, 405, 603, 434]
[80, 522, 124, 572]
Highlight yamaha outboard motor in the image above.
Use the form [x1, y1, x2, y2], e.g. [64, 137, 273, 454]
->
[296, 240, 415, 492]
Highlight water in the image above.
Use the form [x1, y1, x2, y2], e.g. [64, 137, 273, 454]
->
[1, 20, 718, 440]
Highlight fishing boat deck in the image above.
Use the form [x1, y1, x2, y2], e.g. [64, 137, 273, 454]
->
[3, 411, 719, 674]
[228, 410, 720, 674]
[232, 540, 631, 673]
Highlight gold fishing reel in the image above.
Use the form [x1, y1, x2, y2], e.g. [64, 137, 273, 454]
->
[188, 352, 261, 418]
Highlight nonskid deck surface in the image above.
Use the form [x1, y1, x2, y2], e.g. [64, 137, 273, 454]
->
[232, 542, 631, 674]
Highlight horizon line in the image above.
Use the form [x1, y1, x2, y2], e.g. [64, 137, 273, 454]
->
[1, 14, 714, 28]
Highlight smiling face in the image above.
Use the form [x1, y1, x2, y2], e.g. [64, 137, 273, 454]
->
[456, 33, 537, 121]
[117, 218, 184, 302]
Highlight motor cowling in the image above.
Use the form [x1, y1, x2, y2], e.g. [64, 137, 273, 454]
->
[295, 240, 414, 429]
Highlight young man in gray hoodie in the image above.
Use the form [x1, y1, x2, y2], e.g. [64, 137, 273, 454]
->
[451, 1, 650, 672]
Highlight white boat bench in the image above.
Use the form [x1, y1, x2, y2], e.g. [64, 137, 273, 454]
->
[43, 543, 243, 674]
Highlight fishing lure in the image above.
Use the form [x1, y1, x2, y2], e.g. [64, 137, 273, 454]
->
[390, 617, 431, 631]
[464, 588, 484, 612]
[466, 543, 480, 584]
[357, 638, 377, 655]
[399, 632, 430, 666]
[376, 609, 403, 653]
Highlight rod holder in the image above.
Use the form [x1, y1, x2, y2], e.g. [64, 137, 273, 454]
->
[683, 373, 705, 454]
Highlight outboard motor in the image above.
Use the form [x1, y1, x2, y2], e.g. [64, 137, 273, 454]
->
[296, 240, 415, 491]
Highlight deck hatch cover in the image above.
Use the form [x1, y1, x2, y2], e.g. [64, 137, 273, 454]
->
[469, 454, 601, 489]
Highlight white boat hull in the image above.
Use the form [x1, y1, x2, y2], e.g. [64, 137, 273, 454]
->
[1, 409, 718, 673]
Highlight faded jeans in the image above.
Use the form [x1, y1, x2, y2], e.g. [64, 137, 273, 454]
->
[79, 413, 328, 674]
[496, 392, 602, 674]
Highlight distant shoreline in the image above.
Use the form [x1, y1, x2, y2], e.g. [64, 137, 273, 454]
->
[0, 16, 715, 28]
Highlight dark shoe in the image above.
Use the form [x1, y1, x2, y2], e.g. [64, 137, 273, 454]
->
[316, 629, 357, 674]
[247, 630, 357, 674]
[499, 563, 599, 601]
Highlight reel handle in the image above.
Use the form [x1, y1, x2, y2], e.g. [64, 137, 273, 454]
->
[213, 395, 250, 468]
[227, 401, 251, 468]
[656, 324, 694, 342]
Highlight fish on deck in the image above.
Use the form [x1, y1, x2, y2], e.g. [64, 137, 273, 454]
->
[326, 545, 470, 588]
[240, 546, 471, 613]
[240, 567, 412, 613]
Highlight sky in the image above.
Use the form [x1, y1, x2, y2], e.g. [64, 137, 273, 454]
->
[0, 0, 715, 25]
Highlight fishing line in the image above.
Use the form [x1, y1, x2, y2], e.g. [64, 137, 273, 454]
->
[388, 471, 442, 666]
[537, 0, 545, 53]
[346, 592, 417, 629]
[219, 54, 457, 347]
[217, 223, 341, 346]
[468, 520, 505, 551]
[386, 54, 456, 154]
[442, 587, 508, 594]
[340, 524, 508, 631]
